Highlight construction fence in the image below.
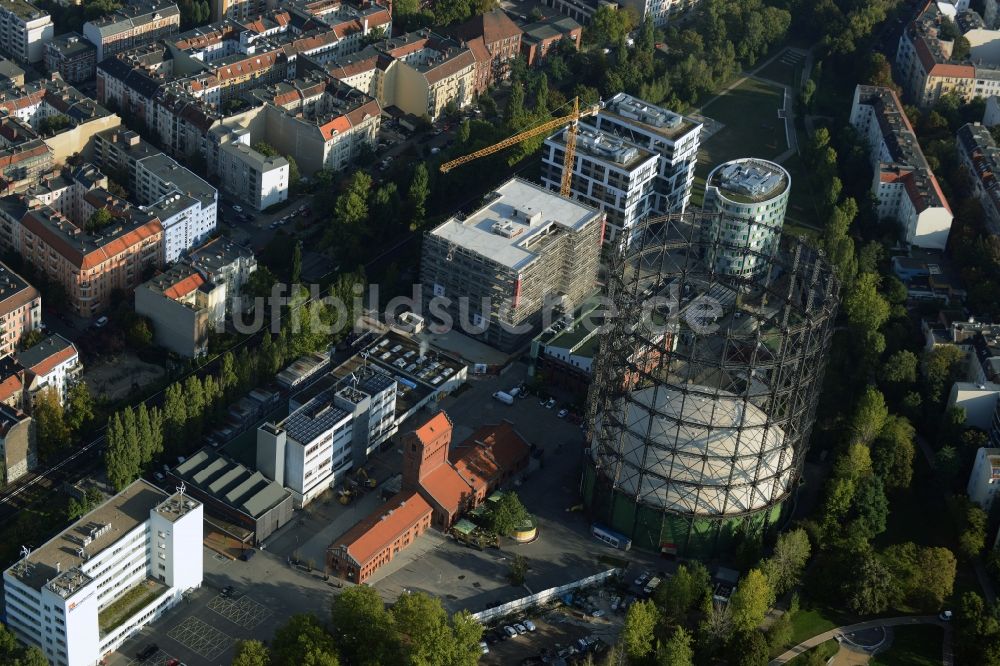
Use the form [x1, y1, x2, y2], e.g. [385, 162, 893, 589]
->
[471, 568, 622, 624]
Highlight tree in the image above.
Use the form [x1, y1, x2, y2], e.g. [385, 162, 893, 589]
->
[291, 241, 302, 285]
[183, 375, 205, 441]
[162, 382, 187, 453]
[66, 381, 94, 433]
[271, 614, 339, 666]
[730, 569, 773, 633]
[33, 387, 70, 461]
[847, 553, 893, 614]
[923, 344, 965, 403]
[958, 499, 988, 559]
[407, 163, 430, 230]
[19, 328, 44, 349]
[765, 611, 793, 653]
[880, 350, 918, 386]
[843, 272, 890, 334]
[390, 591, 481, 666]
[508, 553, 528, 585]
[286, 155, 301, 192]
[872, 415, 915, 491]
[233, 640, 271, 666]
[126, 316, 153, 348]
[252, 142, 280, 157]
[655, 562, 710, 623]
[763, 528, 811, 595]
[136, 403, 154, 466]
[622, 599, 659, 661]
[488, 492, 531, 536]
[850, 386, 888, 445]
[657, 626, 693, 666]
[220, 351, 238, 395]
[246, 266, 278, 300]
[85, 208, 114, 233]
[105, 412, 138, 491]
[848, 475, 889, 539]
[727, 629, 769, 666]
[330, 585, 397, 666]
[883, 542, 956, 610]
[587, 5, 636, 46]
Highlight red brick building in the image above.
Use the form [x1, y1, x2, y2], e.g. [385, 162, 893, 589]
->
[451, 9, 522, 93]
[326, 489, 432, 584]
[520, 15, 581, 67]
[326, 411, 531, 583]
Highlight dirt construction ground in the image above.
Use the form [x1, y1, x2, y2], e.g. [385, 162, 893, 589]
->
[83, 353, 166, 401]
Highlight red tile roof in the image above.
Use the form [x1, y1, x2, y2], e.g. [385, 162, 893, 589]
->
[332, 490, 431, 565]
[24, 345, 77, 379]
[0, 374, 21, 403]
[163, 272, 205, 300]
[419, 463, 473, 515]
[414, 411, 452, 447]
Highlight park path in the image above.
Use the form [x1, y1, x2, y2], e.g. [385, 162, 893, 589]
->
[769, 615, 951, 666]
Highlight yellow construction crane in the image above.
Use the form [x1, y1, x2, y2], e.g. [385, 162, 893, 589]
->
[439, 97, 600, 197]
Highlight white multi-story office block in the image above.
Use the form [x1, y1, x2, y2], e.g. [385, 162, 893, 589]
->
[541, 122, 658, 247]
[702, 158, 790, 278]
[593, 93, 702, 215]
[3, 480, 202, 666]
[259, 368, 398, 506]
[850, 85, 953, 250]
[0, 0, 53, 64]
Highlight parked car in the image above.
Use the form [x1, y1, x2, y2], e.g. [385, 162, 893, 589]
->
[523, 619, 536, 632]
[232, 204, 243, 213]
[503, 625, 518, 638]
[154, 472, 165, 482]
[545, 398, 556, 409]
[939, 610, 953, 621]
[221, 585, 236, 597]
[94, 316, 108, 328]
[136, 644, 159, 661]
[479, 641, 489, 654]
[557, 408, 568, 418]
[514, 623, 527, 634]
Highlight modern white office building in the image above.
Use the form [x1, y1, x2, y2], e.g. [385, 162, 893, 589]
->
[2, 480, 203, 666]
[702, 158, 790, 278]
[541, 122, 658, 247]
[257, 368, 397, 506]
[968, 447, 1000, 510]
[593, 93, 702, 215]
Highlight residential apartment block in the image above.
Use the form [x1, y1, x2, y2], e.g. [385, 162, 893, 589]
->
[44, 33, 96, 84]
[895, 2, 1000, 107]
[213, 128, 288, 210]
[0, 402, 33, 485]
[541, 93, 702, 246]
[0, 261, 40, 358]
[90, 128, 217, 262]
[849, 85, 953, 250]
[186, 237, 256, 304]
[135, 263, 225, 357]
[450, 9, 522, 92]
[326, 29, 475, 121]
[16, 198, 163, 317]
[83, 0, 180, 62]
[2, 480, 202, 666]
[618, 0, 702, 27]
[541, 122, 659, 247]
[702, 158, 790, 278]
[421, 178, 603, 351]
[0, 0, 53, 64]
[956, 122, 1000, 236]
[15, 333, 81, 404]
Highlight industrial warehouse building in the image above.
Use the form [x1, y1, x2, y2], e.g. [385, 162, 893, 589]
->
[169, 449, 293, 547]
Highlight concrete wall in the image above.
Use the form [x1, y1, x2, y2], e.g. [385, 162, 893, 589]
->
[134, 286, 206, 358]
[44, 114, 121, 165]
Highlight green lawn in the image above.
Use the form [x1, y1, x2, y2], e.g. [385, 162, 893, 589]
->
[787, 639, 838, 666]
[789, 607, 840, 646]
[98, 579, 166, 635]
[754, 49, 806, 88]
[697, 77, 788, 169]
[870, 626, 943, 666]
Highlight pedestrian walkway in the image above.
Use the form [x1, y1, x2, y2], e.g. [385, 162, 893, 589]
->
[769, 616, 950, 666]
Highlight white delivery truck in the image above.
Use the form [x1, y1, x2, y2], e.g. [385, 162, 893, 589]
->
[493, 391, 515, 405]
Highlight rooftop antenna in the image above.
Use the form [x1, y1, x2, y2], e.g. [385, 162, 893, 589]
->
[175, 481, 186, 496]
[19, 545, 31, 559]
[360, 350, 369, 370]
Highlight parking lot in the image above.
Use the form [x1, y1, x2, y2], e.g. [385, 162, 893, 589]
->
[482, 607, 619, 666]
[370, 361, 669, 614]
